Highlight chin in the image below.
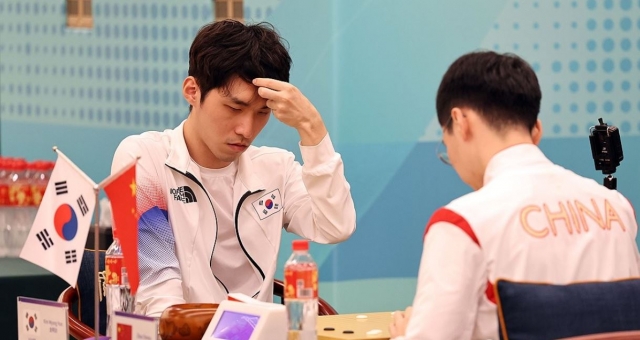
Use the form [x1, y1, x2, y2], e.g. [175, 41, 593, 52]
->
[468, 178, 484, 191]
[220, 155, 240, 163]
[460, 176, 481, 191]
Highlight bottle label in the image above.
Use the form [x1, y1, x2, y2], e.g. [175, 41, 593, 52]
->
[9, 184, 32, 206]
[0, 184, 9, 205]
[31, 184, 46, 206]
[105, 256, 124, 285]
[284, 267, 318, 299]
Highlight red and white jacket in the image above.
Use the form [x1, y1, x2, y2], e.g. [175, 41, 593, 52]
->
[397, 144, 640, 340]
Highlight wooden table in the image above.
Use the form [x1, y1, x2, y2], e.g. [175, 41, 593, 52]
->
[318, 312, 394, 340]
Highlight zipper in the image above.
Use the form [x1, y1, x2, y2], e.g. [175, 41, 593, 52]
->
[235, 189, 266, 286]
[216, 276, 230, 294]
[166, 165, 228, 293]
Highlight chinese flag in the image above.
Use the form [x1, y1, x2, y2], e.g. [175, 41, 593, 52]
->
[103, 161, 139, 295]
[116, 323, 132, 340]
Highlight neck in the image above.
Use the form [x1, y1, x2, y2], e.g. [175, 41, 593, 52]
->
[475, 128, 535, 187]
[183, 115, 230, 169]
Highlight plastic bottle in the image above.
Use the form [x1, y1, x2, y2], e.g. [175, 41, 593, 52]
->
[104, 234, 135, 336]
[284, 239, 318, 340]
[9, 158, 32, 256]
[0, 158, 10, 257]
[25, 160, 45, 228]
[45, 161, 55, 185]
[29, 160, 49, 207]
[0, 158, 10, 205]
[9, 158, 31, 207]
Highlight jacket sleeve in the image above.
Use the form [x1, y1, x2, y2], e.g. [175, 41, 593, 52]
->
[282, 134, 356, 243]
[111, 137, 185, 317]
[619, 194, 640, 274]
[396, 222, 486, 340]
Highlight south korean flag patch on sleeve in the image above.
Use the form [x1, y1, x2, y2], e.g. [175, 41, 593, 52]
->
[252, 189, 282, 220]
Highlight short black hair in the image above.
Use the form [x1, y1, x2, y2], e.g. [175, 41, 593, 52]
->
[188, 20, 292, 107]
[436, 50, 541, 132]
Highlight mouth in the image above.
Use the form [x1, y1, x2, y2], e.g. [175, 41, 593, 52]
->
[227, 143, 248, 152]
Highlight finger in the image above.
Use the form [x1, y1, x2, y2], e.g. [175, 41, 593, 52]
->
[266, 99, 278, 110]
[405, 306, 413, 317]
[389, 323, 397, 337]
[253, 78, 289, 91]
[257, 86, 281, 100]
[393, 310, 405, 324]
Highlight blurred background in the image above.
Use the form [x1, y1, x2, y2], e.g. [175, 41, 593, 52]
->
[1, 0, 639, 313]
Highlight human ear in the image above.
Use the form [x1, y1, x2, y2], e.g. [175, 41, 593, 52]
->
[532, 119, 543, 145]
[452, 108, 472, 141]
[182, 76, 200, 107]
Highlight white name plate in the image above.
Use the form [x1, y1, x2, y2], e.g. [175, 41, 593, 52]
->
[112, 311, 159, 340]
[17, 296, 69, 340]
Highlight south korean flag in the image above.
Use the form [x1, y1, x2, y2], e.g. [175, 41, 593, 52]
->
[19, 150, 96, 286]
[252, 189, 282, 220]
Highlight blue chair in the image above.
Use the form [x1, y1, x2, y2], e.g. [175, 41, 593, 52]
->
[560, 330, 640, 339]
[58, 249, 107, 339]
[495, 278, 640, 340]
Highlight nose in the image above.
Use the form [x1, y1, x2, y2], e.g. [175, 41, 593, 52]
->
[234, 114, 254, 140]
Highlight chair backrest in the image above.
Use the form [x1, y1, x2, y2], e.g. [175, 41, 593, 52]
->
[495, 278, 640, 340]
[560, 330, 640, 340]
[75, 249, 108, 335]
[273, 279, 338, 315]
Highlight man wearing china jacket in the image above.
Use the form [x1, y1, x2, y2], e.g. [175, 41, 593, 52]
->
[390, 51, 640, 339]
[110, 20, 356, 317]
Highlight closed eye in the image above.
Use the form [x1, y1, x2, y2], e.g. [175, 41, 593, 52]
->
[227, 105, 241, 112]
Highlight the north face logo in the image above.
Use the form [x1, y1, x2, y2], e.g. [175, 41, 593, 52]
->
[170, 186, 197, 203]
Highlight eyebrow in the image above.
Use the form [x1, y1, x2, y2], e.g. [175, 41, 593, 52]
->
[229, 96, 269, 110]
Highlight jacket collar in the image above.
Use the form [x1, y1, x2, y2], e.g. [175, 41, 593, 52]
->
[165, 121, 191, 174]
[483, 143, 552, 186]
[165, 121, 265, 192]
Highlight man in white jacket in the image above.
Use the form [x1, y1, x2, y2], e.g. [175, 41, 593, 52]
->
[110, 20, 356, 317]
[390, 51, 640, 339]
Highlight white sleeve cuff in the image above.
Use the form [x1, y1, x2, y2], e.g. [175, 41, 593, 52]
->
[299, 133, 335, 168]
[136, 278, 186, 317]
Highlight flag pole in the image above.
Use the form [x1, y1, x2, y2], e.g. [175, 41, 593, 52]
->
[97, 157, 139, 189]
[46, 146, 101, 338]
[93, 186, 100, 339]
